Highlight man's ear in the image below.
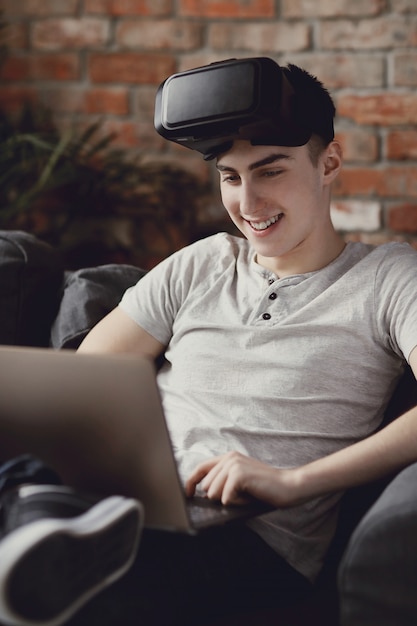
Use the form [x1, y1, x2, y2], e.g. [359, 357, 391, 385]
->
[322, 140, 343, 184]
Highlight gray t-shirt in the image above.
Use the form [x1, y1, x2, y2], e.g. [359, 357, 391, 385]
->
[120, 233, 417, 581]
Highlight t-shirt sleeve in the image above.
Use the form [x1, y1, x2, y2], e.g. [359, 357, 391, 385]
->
[375, 244, 417, 362]
[119, 253, 181, 346]
[118, 235, 220, 347]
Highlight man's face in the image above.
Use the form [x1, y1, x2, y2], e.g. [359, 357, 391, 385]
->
[216, 139, 338, 275]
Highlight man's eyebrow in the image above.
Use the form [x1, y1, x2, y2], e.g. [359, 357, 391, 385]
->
[216, 153, 292, 172]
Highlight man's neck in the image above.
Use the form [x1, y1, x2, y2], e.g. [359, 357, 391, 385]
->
[256, 232, 346, 279]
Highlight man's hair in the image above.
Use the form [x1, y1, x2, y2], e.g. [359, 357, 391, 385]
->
[306, 134, 329, 166]
[283, 64, 336, 166]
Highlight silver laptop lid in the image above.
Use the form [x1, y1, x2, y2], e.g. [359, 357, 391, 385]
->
[0, 347, 191, 531]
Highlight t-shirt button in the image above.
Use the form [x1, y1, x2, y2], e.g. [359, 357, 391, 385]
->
[262, 313, 271, 320]
[269, 292, 277, 300]
[268, 278, 275, 285]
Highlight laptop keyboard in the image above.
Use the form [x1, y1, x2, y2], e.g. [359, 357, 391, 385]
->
[186, 496, 274, 529]
[187, 500, 232, 526]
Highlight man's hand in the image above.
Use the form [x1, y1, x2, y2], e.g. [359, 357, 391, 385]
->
[186, 399, 417, 510]
[185, 451, 302, 508]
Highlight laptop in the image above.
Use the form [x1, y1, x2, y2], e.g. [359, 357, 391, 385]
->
[0, 346, 272, 533]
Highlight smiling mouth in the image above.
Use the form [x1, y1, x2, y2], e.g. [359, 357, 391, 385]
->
[249, 214, 283, 231]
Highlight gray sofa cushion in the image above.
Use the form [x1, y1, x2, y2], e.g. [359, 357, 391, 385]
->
[0, 230, 64, 347]
[339, 462, 417, 626]
[50, 264, 145, 349]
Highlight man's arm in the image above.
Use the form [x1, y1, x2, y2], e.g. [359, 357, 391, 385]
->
[186, 347, 417, 507]
[77, 306, 165, 359]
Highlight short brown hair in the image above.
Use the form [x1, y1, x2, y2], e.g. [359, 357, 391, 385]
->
[307, 134, 329, 167]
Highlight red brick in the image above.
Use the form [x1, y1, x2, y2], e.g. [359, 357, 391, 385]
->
[337, 93, 417, 126]
[0, 57, 29, 81]
[0, 53, 80, 81]
[282, 0, 385, 18]
[37, 87, 129, 114]
[379, 167, 417, 197]
[386, 130, 417, 160]
[116, 19, 202, 50]
[392, 0, 417, 12]
[394, 52, 417, 86]
[336, 129, 379, 162]
[1, 22, 29, 49]
[208, 22, 310, 52]
[334, 166, 417, 198]
[54, 117, 149, 149]
[388, 203, 417, 233]
[134, 85, 160, 124]
[85, 0, 172, 16]
[177, 53, 225, 73]
[179, 0, 275, 18]
[85, 88, 130, 114]
[38, 88, 85, 113]
[89, 52, 175, 84]
[135, 122, 168, 150]
[1, 0, 78, 16]
[286, 54, 384, 89]
[32, 18, 110, 50]
[333, 167, 382, 197]
[0, 86, 38, 112]
[320, 17, 417, 49]
[98, 118, 164, 149]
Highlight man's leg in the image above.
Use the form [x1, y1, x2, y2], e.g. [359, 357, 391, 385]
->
[67, 523, 311, 626]
[0, 455, 62, 491]
[0, 456, 143, 626]
[0, 458, 310, 626]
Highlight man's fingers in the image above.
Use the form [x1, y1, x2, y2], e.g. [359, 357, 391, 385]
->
[202, 464, 229, 501]
[184, 457, 220, 496]
[186, 451, 250, 503]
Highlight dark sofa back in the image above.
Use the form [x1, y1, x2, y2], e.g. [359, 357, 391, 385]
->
[0, 230, 64, 347]
[0, 230, 145, 350]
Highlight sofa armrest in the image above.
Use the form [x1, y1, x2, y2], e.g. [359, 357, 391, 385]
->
[339, 462, 417, 626]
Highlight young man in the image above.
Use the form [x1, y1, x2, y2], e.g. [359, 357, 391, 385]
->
[74, 58, 417, 624]
[1, 58, 416, 626]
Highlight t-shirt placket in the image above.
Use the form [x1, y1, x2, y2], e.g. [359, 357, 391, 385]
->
[257, 276, 305, 324]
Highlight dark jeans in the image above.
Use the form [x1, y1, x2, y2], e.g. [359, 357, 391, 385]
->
[68, 526, 312, 626]
[0, 456, 312, 626]
[0, 455, 62, 492]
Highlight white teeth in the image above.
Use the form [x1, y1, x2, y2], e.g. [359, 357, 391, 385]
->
[250, 214, 281, 231]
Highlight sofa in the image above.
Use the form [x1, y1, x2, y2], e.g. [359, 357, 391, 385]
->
[1, 228, 417, 626]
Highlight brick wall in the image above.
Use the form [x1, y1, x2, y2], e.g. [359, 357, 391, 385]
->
[1, 0, 417, 244]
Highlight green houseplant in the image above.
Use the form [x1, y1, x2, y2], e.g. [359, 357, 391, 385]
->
[0, 12, 207, 269]
[0, 105, 207, 269]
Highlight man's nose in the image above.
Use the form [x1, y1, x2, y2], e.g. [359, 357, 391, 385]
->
[239, 182, 263, 217]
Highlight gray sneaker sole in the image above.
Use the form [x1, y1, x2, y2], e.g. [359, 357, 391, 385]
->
[0, 495, 143, 626]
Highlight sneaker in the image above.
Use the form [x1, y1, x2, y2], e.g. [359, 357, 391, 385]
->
[0, 484, 144, 626]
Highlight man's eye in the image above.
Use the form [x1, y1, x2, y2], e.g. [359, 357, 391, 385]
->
[222, 175, 239, 183]
[263, 169, 282, 178]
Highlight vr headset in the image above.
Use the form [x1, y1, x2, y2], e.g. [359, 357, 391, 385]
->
[154, 57, 332, 160]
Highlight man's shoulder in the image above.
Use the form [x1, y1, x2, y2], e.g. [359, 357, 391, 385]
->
[177, 232, 250, 264]
[345, 240, 417, 267]
[190, 232, 248, 252]
[340, 242, 417, 297]
[150, 233, 250, 287]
